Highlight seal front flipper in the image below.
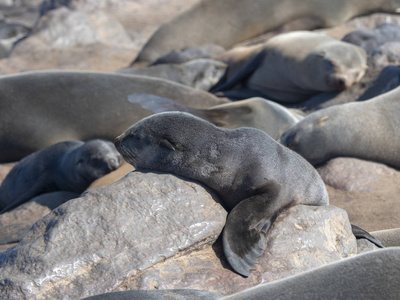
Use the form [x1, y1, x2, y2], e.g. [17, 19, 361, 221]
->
[222, 193, 280, 277]
[351, 224, 384, 248]
[210, 50, 266, 93]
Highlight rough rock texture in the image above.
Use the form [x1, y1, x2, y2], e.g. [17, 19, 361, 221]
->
[317, 157, 399, 193]
[3, 6, 136, 72]
[0, 0, 199, 74]
[0, 191, 79, 247]
[114, 205, 358, 296]
[0, 171, 226, 300]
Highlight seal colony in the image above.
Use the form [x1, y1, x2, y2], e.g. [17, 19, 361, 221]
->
[0, 140, 121, 213]
[211, 31, 367, 102]
[115, 112, 329, 276]
[134, 0, 400, 63]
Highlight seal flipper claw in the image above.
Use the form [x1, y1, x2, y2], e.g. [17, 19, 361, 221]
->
[222, 194, 277, 277]
[351, 224, 384, 248]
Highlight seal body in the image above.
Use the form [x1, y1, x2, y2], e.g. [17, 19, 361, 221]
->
[115, 112, 328, 276]
[281, 86, 400, 168]
[0, 71, 226, 162]
[212, 31, 367, 103]
[135, 0, 400, 63]
[0, 139, 121, 213]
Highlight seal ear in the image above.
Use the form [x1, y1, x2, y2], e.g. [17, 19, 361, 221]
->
[159, 138, 176, 150]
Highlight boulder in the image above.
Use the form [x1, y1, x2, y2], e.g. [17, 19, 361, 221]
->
[0, 171, 226, 299]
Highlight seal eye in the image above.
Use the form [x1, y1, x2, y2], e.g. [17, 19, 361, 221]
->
[159, 138, 176, 151]
[76, 158, 84, 165]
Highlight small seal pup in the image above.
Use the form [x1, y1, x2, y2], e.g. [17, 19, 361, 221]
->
[281, 85, 400, 168]
[211, 31, 367, 103]
[0, 139, 121, 213]
[115, 112, 329, 276]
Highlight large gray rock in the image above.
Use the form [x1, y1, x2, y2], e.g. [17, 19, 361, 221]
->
[0, 171, 226, 299]
[0, 191, 80, 247]
[317, 157, 399, 193]
[113, 205, 360, 296]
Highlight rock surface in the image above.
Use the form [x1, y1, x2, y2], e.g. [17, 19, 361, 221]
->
[317, 157, 399, 193]
[0, 171, 226, 299]
[0, 191, 79, 247]
[114, 205, 360, 296]
[0, 169, 366, 299]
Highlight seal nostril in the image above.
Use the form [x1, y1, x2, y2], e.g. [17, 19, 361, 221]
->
[337, 78, 346, 90]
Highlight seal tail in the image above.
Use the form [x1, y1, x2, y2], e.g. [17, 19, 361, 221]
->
[351, 224, 384, 248]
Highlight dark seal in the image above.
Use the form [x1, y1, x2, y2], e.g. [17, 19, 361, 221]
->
[0, 139, 121, 213]
[114, 112, 329, 276]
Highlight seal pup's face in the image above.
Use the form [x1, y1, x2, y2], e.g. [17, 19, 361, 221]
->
[114, 112, 223, 179]
[115, 112, 191, 172]
[74, 139, 122, 182]
[314, 42, 367, 91]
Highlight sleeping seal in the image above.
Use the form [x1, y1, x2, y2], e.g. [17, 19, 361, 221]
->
[0, 70, 226, 162]
[211, 31, 367, 103]
[114, 112, 329, 276]
[0, 139, 121, 213]
[281, 85, 400, 168]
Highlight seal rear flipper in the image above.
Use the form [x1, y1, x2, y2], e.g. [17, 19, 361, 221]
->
[209, 50, 266, 93]
[222, 194, 278, 277]
[351, 224, 384, 248]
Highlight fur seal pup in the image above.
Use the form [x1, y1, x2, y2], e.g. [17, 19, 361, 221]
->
[281, 85, 400, 168]
[134, 0, 400, 63]
[114, 112, 329, 276]
[211, 31, 367, 103]
[0, 139, 121, 213]
[0, 71, 226, 162]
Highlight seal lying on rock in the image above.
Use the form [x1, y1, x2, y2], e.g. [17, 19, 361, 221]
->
[0, 140, 121, 213]
[281, 85, 400, 168]
[211, 31, 367, 103]
[134, 0, 400, 63]
[115, 112, 330, 276]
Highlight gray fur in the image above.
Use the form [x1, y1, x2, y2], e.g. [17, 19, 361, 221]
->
[135, 0, 400, 63]
[115, 112, 328, 276]
[223, 248, 400, 300]
[211, 31, 367, 103]
[342, 23, 400, 55]
[0, 140, 121, 213]
[82, 289, 223, 300]
[0, 71, 226, 162]
[371, 228, 400, 247]
[281, 86, 400, 168]
[127, 95, 303, 140]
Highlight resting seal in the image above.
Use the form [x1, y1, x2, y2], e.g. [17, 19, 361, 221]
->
[134, 0, 400, 63]
[211, 31, 367, 103]
[114, 112, 329, 276]
[0, 139, 121, 213]
[0, 71, 226, 162]
[128, 95, 303, 140]
[281, 85, 400, 168]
